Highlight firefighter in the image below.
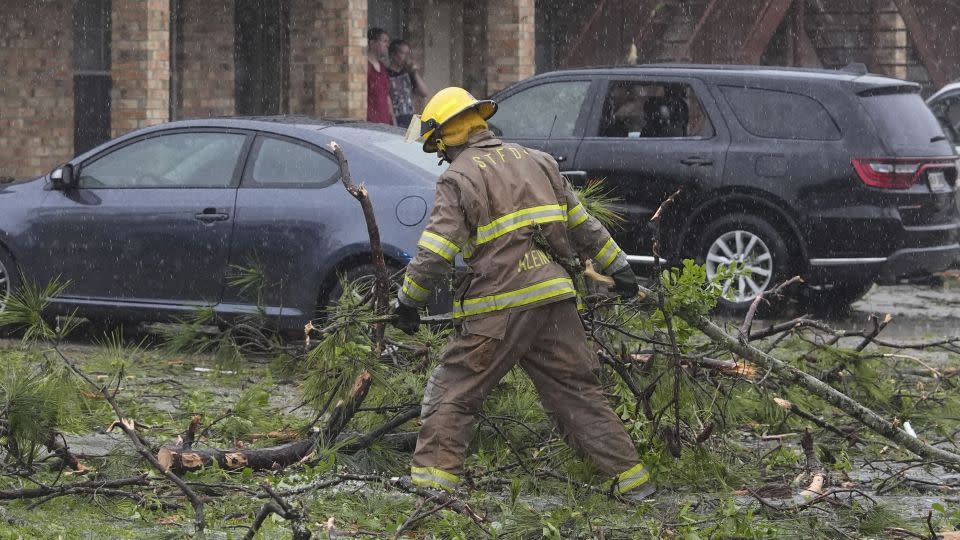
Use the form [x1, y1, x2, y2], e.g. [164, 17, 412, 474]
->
[393, 87, 655, 500]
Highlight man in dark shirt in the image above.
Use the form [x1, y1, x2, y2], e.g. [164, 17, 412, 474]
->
[387, 39, 430, 129]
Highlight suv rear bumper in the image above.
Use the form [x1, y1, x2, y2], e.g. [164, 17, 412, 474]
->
[808, 243, 960, 285]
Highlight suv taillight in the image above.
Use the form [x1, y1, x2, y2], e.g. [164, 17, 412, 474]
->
[852, 157, 956, 189]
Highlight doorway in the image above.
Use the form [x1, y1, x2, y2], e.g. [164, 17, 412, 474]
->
[234, 0, 289, 115]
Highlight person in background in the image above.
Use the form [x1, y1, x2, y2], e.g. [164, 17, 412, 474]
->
[387, 39, 430, 129]
[367, 28, 394, 125]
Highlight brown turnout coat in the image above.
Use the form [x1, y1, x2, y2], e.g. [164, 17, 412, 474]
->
[398, 130, 628, 320]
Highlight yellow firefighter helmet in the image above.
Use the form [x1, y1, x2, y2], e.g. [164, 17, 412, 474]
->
[404, 87, 497, 153]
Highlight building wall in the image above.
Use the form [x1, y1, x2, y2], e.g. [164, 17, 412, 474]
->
[110, 0, 170, 136]
[178, 0, 235, 118]
[313, 0, 368, 119]
[0, 0, 74, 179]
[485, 0, 536, 95]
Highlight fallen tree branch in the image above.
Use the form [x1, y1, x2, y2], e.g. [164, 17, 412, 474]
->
[773, 397, 858, 444]
[341, 405, 420, 453]
[738, 276, 803, 344]
[0, 474, 149, 501]
[798, 428, 827, 500]
[158, 438, 317, 475]
[319, 141, 390, 447]
[244, 482, 311, 540]
[55, 347, 207, 532]
[670, 299, 960, 471]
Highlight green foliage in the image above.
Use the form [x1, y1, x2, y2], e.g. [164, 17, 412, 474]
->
[0, 353, 88, 466]
[575, 179, 625, 230]
[0, 278, 81, 342]
[217, 376, 274, 441]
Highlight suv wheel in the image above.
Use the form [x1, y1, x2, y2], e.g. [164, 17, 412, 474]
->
[696, 214, 790, 312]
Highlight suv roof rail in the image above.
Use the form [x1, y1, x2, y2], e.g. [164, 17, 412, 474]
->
[635, 62, 866, 77]
[840, 62, 869, 75]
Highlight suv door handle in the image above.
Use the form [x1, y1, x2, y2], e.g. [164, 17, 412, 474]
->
[680, 156, 714, 166]
[195, 208, 229, 222]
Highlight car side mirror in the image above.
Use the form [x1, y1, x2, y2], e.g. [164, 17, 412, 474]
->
[50, 164, 76, 190]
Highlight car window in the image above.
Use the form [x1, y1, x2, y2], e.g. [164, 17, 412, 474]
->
[929, 94, 960, 146]
[248, 137, 340, 187]
[488, 80, 590, 139]
[720, 86, 840, 140]
[595, 81, 713, 138]
[861, 91, 951, 154]
[79, 132, 246, 188]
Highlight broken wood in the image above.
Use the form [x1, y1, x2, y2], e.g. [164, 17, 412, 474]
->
[737, 275, 804, 344]
[158, 438, 317, 475]
[329, 141, 390, 349]
[316, 142, 393, 448]
[773, 397, 858, 443]
[670, 299, 960, 471]
[245, 482, 312, 540]
[55, 347, 208, 532]
[797, 428, 827, 500]
[0, 474, 149, 501]
[44, 432, 82, 471]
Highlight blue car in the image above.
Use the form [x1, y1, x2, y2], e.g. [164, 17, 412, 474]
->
[0, 117, 444, 331]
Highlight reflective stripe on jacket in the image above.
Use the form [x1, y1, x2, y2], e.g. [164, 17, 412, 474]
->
[398, 130, 628, 321]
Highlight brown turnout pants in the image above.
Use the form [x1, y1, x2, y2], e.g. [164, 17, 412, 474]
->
[411, 299, 644, 490]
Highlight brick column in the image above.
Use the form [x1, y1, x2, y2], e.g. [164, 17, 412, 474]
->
[111, 0, 170, 136]
[485, 0, 536, 95]
[313, 0, 367, 119]
[0, 0, 73, 179]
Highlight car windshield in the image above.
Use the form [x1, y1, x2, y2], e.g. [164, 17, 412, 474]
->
[861, 92, 953, 155]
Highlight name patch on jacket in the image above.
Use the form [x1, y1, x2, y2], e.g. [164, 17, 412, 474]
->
[518, 249, 552, 272]
[472, 145, 529, 169]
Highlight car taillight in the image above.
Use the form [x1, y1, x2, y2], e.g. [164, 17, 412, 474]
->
[852, 157, 956, 189]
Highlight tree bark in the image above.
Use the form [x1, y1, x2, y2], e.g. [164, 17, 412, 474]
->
[158, 438, 317, 475]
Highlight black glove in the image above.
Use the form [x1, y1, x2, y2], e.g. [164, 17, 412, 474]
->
[611, 266, 640, 299]
[393, 302, 420, 335]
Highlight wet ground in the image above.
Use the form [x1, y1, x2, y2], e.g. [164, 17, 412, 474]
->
[3, 283, 960, 535]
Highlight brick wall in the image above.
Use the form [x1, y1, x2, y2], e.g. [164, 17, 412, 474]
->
[178, 0, 235, 118]
[0, 0, 74, 178]
[313, 0, 368, 119]
[111, 0, 170, 136]
[484, 0, 536, 95]
[289, 0, 322, 115]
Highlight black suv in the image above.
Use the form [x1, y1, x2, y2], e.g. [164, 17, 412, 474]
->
[489, 64, 960, 311]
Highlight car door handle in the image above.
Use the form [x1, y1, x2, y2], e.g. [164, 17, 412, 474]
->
[681, 156, 714, 166]
[195, 208, 229, 222]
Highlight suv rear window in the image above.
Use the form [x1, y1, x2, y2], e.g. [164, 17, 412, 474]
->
[720, 86, 840, 140]
[861, 91, 952, 155]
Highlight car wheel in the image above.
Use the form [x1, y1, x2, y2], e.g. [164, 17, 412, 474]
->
[696, 214, 791, 313]
[799, 281, 874, 316]
[0, 247, 19, 313]
[319, 262, 401, 317]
